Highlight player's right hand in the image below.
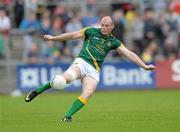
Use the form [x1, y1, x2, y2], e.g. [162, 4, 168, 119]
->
[144, 64, 155, 71]
[43, 35, 54, 41]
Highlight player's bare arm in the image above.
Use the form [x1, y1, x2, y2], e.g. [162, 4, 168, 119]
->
[117, 46, 155, 70]
[43, 30, 84, 41]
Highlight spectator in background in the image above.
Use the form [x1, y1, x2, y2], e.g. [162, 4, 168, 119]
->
[54, 5, 70, 26]
[41, 8, 51, 20]
[125, 8, 135, 32]
[98, 10, 109, 20]
[65, 16, 82, 34]
[129, 11, 144, 55]
[40, 17, 52, 35]
[141, 41, 157, 63]
[61, 44, 72, 61]
[154, 0, 166, 16]
[36, 5, 46, 20]
[14, 0, 24, 28]
[0, 7, 11, 59]
[72, 42, 82, 58]
[178, 17, 180, 50]
[2, 0, 13, 5]
[177, 49, 180, 59]
[20, 11, 41, 61]
[20, 11, 41, 35]
[50, 16, 64, 56]
[85, 0, 96, 14]
[39, 8, 52, 63]
[169, 0, 180, 51]
[51, 16, 63, 35]
[65, 15, 83, 57]
[81, 11, 98, 27]
[43, 41, 61, 64]
[51, 50, 61, 63]
[27, 43, 40, 64]
[112, 10, 126, 43]
[0, 7, 11, 36]
[154, 11, 169, 51]
[112, 10, 126, 58]
[169, 0, 180, 15]
[163, 37, 177, 60]
[144, 8, 157, 45]
[167, 3, 179, 49]
[0, 35, 4, 59]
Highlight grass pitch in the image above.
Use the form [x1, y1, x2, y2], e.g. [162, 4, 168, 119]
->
[1, 90, 180, 132]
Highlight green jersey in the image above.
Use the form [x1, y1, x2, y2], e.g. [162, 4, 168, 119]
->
[78, 27, 124, 72]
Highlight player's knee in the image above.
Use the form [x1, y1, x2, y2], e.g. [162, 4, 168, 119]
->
[82, 89, 94, 99]
[87, 91, 93, 98]
[64, 70, 78, 83]
[63, 74, 72, 84]
[50, 75, 66, 90]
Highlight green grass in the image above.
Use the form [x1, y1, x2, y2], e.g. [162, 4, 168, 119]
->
[1, 90, 180, 132]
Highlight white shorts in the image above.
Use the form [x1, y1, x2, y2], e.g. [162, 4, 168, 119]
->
[66, 57, 99, 82]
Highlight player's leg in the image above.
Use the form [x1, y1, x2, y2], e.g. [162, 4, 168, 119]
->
[25, 65, 81, 102]
[25, 82, 51, 102]
[35, 65, 81, 93]
[62, 76, 98, 122]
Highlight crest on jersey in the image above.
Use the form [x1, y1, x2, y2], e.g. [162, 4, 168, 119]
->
[107, 41, 112, 47]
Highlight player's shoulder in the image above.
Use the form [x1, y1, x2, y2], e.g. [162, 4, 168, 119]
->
[110, 34, 121, 43]
[109, 34, 124, 49]
[85, 27, 99, 32]
[84, 27, 100, 35]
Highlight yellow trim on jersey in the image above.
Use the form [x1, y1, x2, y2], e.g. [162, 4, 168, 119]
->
[80, 27, 90, 38]
[86, 48, 100, 72]
[86, 39, 100, 72]
[119, 43, 125, 48]
[78, 96, 87, 105]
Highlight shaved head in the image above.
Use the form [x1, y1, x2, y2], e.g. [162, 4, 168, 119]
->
[100, 16, 114, 36]
[101, 16, 114, 26]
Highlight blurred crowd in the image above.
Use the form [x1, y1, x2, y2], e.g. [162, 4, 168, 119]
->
[0, 0, 179, 64]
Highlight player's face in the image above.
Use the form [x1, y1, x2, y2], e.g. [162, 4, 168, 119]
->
[100, 19, 114, 36]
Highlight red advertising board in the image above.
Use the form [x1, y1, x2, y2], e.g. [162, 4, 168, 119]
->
[156, 59, 180, 88]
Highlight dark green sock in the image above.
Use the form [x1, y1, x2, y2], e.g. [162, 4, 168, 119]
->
[36, 82, 51, 94]
[65, 99, 84, 118]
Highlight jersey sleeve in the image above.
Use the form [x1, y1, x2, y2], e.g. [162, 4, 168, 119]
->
[112, 39, 125, 49]
[80, 27, 91, 38]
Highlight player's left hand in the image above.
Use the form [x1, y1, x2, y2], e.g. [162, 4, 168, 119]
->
[43, 35, 54, 41]
[144, 64, 155, 71]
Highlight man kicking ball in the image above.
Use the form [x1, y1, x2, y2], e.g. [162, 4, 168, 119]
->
[25, 16, 155, 122]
